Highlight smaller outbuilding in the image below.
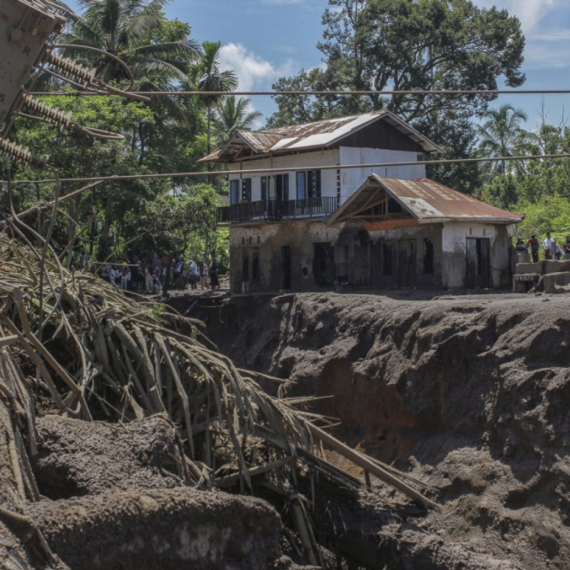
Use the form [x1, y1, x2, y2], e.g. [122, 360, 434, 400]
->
[326, 174, 523, 290]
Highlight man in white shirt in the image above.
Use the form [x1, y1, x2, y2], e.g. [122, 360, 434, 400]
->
[544, 232, 554, 260]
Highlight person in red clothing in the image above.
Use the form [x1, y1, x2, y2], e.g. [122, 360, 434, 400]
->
[528, 235, 539, 263]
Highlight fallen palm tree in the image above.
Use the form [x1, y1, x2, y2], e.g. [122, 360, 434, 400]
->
[0, 232, 438, 568]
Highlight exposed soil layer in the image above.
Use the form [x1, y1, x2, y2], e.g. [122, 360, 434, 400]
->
[191, 291, 570, 570]
[26, 415, 306, 570]
[32, 415, 183, 499]
[30, 488, 287, 570]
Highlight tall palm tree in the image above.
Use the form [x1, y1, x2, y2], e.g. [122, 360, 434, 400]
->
[188, 42, 238, 155]
[477, 104, 532, 178]
[57, 0, 201, 110]
[213, 97, 262, 145]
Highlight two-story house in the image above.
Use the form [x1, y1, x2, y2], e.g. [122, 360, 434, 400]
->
[201, 111, 522, 292]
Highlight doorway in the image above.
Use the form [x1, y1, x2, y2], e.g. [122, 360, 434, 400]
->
[398, 239, 416, 287]
[281, 246, 292, 290]
[313, 242, 335, 286]
[466, 237, 491, 288]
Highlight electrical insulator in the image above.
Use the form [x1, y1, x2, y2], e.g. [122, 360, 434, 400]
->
[43, 50, 96, 87]
[21, 93, 73, 130]
[0, 137, 48, 169]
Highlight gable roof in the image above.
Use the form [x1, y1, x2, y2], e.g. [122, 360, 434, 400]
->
[327, 174, 523, 228]
[199, 110, 442, 163]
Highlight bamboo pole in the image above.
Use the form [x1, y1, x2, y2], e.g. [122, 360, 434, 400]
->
[307, 423, 440, 511]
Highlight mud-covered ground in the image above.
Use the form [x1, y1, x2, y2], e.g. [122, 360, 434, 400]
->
[187, 290, 570, 570]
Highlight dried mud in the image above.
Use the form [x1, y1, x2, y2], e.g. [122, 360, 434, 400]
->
[22, 415, 307, 570]
[193, 291, 570, 570]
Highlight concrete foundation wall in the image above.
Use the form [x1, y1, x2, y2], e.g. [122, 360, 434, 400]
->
[230, 221, 514, 293]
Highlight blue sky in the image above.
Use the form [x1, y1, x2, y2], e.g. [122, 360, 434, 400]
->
[69, 0, 570, 130]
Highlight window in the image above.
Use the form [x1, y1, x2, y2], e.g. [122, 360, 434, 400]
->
[307, 170, 321, 198]
[230, 180, 239, 205]
[296, 172, 306, 200]
[283, 174, 289, 201]
[241, 178, 252, 202]
[261, 177, 268, 202]
[296, 171, 321, 200]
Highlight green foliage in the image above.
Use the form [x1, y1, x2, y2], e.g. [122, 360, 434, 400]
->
[516, 197, 570, 247]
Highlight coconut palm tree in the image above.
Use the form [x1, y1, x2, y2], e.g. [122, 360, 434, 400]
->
[477, 104, 533, 178]
[213, 97, 262, 145]
[57, 0, 201, 106]
[188, 42, 238, 155]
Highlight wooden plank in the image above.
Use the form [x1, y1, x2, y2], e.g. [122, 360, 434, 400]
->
[307, 422, 440, 511]
[0, 335, 18, 349]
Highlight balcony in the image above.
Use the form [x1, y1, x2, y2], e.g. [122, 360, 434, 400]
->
[217, 197, 338, 224]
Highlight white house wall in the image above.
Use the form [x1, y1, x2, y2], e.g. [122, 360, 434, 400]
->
[228, 149, 340, 202]
[441, 222, 511, 288]
[339, 147, 426, 204]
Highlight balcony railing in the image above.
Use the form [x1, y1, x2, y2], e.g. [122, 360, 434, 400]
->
[218, 197, 338, 224]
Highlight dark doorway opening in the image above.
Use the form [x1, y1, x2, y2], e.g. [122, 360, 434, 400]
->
[466, 237, 491, 288]
[424, 239, 434, 274]
[281, 246, 292, 290]
[398, 239, 416, 287]
[242, 251, 250, 281]
[252, 248, 260, 282]
[313, 242, 335, 287]
[382, 242, 393, 276]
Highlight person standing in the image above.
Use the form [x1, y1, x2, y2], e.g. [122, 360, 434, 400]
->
[120, 262, 131, 290]
[189, 259, 199, 290]
[528, 235, 539, 263]
[550, 239, 562, 261]
[209, 257, 220, 290]
[515, 238, 529, 263]
[544, 232, 554, 260]
[199, 260, 208, 290]
[563, 236, 570, 261]
[145, 265, 154, 293]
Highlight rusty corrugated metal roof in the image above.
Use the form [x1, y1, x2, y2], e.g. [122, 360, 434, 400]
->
[198, 111, 442, 163]
[328, 174, 523, 225]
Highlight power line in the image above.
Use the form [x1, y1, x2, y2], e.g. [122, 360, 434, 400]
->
[5, 153, 570, 186]
[26, 89, 570, 97]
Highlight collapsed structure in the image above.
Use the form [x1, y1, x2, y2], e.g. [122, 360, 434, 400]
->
[206, 112, 522, 292]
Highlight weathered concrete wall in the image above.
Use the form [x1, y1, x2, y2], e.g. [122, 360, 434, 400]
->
[229, 221, 341, 293]
[441, 223, 512, 289]
[368, 224, 443, 289]
[230, 221, 514, 292]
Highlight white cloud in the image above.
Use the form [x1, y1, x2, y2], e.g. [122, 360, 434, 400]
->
[219, 42, 295, 91]
[218, 43, 297, 126]
[475, 0, 562, 33]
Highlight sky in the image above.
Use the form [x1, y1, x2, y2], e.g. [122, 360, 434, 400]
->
[68, 0, 570, 130]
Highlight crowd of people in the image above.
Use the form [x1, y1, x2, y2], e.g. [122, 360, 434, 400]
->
[97, 252, 221, 293]
[516, 232, 570, 262]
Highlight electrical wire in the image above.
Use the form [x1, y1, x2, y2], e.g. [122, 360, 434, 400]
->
[52, 44, 136, 91]
[6, 153, 570, 186]
[27, 89, 570, 97]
